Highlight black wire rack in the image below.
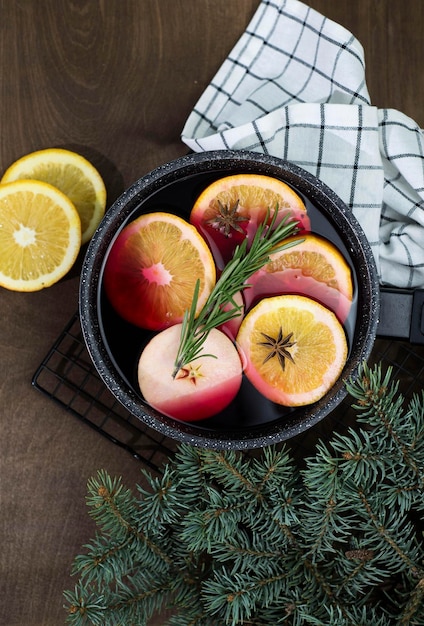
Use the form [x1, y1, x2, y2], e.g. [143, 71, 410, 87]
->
[32, 312, 424, 473]
[32, 313, 177, 471]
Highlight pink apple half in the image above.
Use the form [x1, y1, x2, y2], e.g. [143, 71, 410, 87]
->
[138, 324, 243, 421]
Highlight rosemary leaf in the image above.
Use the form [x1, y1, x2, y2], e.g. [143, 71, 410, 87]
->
[172, 209, 301, 377]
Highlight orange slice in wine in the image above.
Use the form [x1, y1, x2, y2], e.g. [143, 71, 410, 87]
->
[190, 173, 310, 269]
[243, 234, 353, 322]
[236, 295, 348, 406]
[103, 212, 216, 330]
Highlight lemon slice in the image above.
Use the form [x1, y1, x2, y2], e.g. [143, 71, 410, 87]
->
[0, 180, 81, 291]
[1, 148, 106, 244]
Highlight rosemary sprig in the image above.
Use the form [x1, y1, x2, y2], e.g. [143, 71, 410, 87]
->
[172, 209, 301, 378]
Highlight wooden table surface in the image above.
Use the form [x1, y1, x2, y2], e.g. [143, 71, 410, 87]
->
[1, 1, 423, 624]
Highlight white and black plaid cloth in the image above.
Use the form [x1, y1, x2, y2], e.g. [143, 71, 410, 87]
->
[181, 0, 424, 289]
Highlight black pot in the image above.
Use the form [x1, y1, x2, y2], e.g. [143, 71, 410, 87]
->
[79, 150, 379, 450]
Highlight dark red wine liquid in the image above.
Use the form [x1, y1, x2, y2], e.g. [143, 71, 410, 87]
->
[99, 170, 358, 431]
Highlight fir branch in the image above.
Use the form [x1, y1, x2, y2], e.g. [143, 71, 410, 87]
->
[330, 428, 387, 485]
[85, 470, 137, 540]
[85, 470, 174, 568]
[399, 577, 424, 625]
[64, 584, 107, 626]
[65, 576, 174, 626]
[250, 444, 297, 498]
[180, 489, 243, 553]
[200, 449, 264, 500]
[65, 362, 424, 625]
[356, 487, 423, 578]
[136, 465, 187, 533]
[71, 534, 135, 585]
[347, 364, 424, 484]
[202, 566, 291, 625]
[336, 545, 380, 597]
[301, 443, 355, 559]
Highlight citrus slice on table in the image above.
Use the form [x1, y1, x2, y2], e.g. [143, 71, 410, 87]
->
[243, 234, 354, 322]
[0, 179, 81, 291]
[190, 173, 310, 269]
[103, 212, 216, 330]
[236, 295, 348, 406]
[1, 148, 106, 244]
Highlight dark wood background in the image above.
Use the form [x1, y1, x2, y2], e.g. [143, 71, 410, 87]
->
[1, 1, 423, 624]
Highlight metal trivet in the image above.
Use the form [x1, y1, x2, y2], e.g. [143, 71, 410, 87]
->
[32, 313, 424, 472]
[32, 313, 177, 472]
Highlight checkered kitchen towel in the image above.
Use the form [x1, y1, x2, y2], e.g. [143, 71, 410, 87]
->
[181, 0, 424, 289]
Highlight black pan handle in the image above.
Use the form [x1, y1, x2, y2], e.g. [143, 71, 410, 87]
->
[377, 287, 424, 345]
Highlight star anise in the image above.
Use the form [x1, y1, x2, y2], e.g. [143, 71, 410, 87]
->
[258, 327, 296, 371]
[174, 363, 204, 385]
[206, 199, 249, 237]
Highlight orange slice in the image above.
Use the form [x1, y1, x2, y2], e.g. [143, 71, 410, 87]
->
[190, 173, 310, 269]
[1, 148, 106, 244]
[236, 295, 348, 406]
[103, 212, 216, 330]
[0, 180, 81, 291]
[243, 234, 353, 322]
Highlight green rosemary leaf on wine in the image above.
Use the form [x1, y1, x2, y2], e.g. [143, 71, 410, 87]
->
[172, 209, 301, 377]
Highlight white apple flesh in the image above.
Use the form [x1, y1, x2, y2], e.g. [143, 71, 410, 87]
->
[138, 324, 243, 421]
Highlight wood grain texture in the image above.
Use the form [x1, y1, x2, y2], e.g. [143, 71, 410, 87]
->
[308, 0, 424, 120]
[0, 2, 423, 624]
[0, 0, 259, 200]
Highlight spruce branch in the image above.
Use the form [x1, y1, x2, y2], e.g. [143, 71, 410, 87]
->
[356, 487, 423, 578]
[65, 362, 424, 625]
[85, 470, 173, 567]
[399, 577, 424, 625]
